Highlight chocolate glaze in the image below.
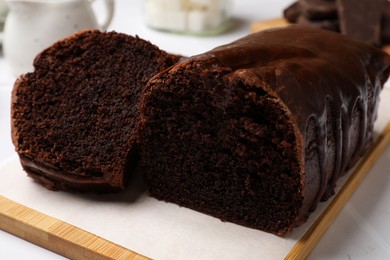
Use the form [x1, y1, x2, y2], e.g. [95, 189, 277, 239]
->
[191, 26, 390, 221]
[19, 155, 121, 192]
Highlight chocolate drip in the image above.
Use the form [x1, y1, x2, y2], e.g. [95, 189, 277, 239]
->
[19, 155, 118, 191]
[314, 96, 366, 203]
[319, 98, 337, 201]
[303, 117, 321, 212]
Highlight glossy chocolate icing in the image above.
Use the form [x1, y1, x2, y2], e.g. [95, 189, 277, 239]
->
[19, 155, 121, 191]
[191, 26, 390, 219]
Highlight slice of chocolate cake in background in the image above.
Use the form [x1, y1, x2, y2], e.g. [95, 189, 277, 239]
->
[284, 0, 340, 32]
[138, 27, 390, 235]
[300, 0, 338, 21]
[381, 1, 390, 44]
[284, 1, 302, 23]
[11, 30, 181, 192]
[297, 15, 339, 31]
[337, 0, 383, 45]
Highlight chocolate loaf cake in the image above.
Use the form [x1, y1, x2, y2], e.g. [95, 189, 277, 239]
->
[11, 30, 180, 192]
[138, 27, 390, 235]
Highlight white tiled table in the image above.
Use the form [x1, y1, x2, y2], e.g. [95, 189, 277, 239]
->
[1, 0, 389, 259]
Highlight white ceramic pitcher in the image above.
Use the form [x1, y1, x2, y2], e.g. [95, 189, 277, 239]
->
[3, 0, 114, 76]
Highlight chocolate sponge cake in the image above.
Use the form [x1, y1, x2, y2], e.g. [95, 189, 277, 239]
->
[11, 30, 180, 192]
[138, 27, 390, 235]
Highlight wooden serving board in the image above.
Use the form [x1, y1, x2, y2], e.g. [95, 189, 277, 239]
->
[0, 196, 148, 259]
[251, 18, 390, 54]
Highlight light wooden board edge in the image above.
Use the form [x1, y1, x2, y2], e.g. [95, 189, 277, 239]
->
[286, 121, 390, 259]
[251, 18, 390, 55]
[0, 195, 150, 260]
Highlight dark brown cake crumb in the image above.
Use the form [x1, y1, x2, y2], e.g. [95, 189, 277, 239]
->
[11, 30, 180, 192]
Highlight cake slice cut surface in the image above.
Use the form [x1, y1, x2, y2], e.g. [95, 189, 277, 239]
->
[11, 30, 180, 192]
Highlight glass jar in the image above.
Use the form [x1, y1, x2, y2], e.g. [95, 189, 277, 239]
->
[144, 0, 231, 35]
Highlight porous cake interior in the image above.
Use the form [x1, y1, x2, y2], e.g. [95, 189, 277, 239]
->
[12, 31, 177, 190]
[140, 60, 304, 234]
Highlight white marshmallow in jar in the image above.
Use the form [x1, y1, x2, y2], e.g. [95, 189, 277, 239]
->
[144, 0, 231, 35]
